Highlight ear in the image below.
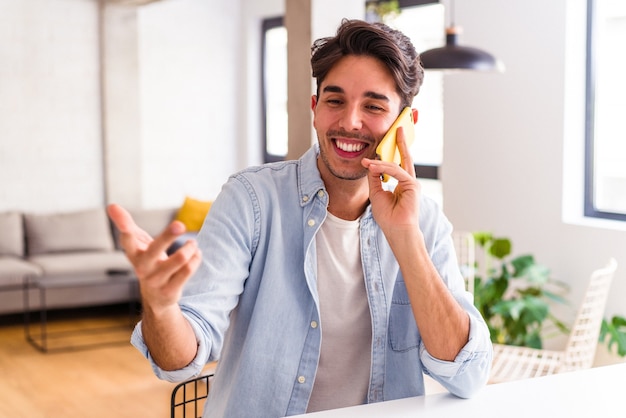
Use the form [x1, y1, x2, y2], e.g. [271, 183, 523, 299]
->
[411, 108, 418, 124]
[311, 95, 318, 128]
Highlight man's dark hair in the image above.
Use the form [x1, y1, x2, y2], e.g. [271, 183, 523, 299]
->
[311, 19, 424, 111]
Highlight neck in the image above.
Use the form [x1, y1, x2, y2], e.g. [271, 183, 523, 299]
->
[327, 189, 369, 221]
[318, 162, 370, 221]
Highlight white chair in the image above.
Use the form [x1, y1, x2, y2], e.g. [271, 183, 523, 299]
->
[489, 258, 617, 384]
[452, 231, 475, 294]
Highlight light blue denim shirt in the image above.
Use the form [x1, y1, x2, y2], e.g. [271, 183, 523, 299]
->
[131, 145, 492, 417]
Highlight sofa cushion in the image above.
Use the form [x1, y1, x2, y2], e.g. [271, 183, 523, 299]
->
[175, 197, 212, 232]
[0, 256, 43, 287]
[28, 251, 132, 276]
[24, 208, 115, 256]
[0, 211, 24, 257]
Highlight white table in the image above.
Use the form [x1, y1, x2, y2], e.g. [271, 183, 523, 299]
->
[295, 363, 625, 417]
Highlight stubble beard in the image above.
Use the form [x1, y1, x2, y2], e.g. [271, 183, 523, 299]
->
[318, 141, 369, 181]
[317, 130, 375, 181]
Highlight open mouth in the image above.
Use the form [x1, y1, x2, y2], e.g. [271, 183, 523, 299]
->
[334, 138, 368, 156]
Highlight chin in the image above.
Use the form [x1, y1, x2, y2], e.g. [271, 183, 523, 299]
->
[329, 166, 368, 181]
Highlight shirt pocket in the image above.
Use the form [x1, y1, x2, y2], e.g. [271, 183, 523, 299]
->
[388, 280, 421, 352]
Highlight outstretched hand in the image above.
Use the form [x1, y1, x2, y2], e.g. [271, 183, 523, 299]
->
[107, 204, 202, 314]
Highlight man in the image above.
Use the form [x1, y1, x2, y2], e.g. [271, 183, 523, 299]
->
[109, 19, 492, 417]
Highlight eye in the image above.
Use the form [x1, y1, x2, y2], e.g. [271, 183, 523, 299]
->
[325, 98, 343, 107]
[365, 103, 387, 114]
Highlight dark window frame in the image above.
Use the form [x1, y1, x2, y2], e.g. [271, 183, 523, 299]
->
[261, 16, 285, 164]
[584, 0, 626, 221]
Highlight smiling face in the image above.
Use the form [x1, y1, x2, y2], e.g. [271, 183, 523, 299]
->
[312, 54, 403, 183]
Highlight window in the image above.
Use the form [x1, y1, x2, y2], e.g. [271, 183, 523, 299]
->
[585, 0, 626, 221]
[261, 17, 288, 163]
[392, 1, 445, 202]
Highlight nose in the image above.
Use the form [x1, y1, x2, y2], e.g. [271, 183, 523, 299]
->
[339, 105, 363, 131]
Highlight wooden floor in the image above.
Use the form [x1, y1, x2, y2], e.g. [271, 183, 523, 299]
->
[0, 305, 213, 418]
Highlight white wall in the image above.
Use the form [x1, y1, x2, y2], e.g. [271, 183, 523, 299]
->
[137, 0, 241, 207]
[0, 0, 103, 213]
[134, 0, 286, 207]
[441, 0, 626, 319]
[0, 0, 248, 213]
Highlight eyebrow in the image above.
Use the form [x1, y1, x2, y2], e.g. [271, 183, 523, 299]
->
[322, 85, 390, 102]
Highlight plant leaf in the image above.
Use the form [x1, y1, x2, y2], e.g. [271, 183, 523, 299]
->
[473, 232, 493, 248]
[542, 289, 569, 305]
[521, 264, 551, 284]
[524, 331, 542, 349]
[493, 299, 523, 321]
[488, 238, 511, 259]
[511, 255, 535, 276]
[520, 297, 549, 324]
[470, 231, 571, 348]
[612, 316, 626, 328]
[601, 315, 626, 357]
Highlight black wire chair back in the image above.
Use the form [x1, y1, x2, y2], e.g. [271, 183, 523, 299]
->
[170, 373, 214, 418]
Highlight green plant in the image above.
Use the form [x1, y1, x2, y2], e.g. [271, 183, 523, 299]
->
[365, 0, 401, 23]
[472, 232, 570, 349]
[599, 315, 626, 357]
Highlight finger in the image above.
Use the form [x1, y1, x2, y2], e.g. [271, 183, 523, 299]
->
[362, 158, 386, 195]
[163, 245, 203, 293]
[396, 127, 416, 178]
[141, 220, 188, 262]
[142, 239, 200, 288]
[363, 157, 411, 184]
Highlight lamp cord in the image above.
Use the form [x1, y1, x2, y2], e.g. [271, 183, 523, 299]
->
[450, 0, 456, 28]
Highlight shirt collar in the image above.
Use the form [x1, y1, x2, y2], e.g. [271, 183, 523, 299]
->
[297, 144, 327, 208]
[295, 144, 373, 221]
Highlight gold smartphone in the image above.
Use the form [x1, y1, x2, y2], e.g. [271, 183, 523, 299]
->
[375, 107, 415, 182]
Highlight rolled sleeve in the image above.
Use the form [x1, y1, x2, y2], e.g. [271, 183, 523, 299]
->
[130, 313, 209, 383]
[419, 314, 493, 398]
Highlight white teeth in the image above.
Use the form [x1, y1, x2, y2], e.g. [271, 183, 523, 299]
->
[336, 140, 365, 153]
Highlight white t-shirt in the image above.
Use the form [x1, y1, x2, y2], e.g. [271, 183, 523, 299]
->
[306, 212, 373, 413]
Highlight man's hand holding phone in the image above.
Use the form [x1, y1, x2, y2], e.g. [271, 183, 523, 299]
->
[363, 107, 420, 238]
[375, 106, 416, 182]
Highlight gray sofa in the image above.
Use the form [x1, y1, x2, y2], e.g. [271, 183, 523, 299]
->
[0, 206, 178, 316]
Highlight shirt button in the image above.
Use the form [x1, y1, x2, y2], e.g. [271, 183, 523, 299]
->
[310, 320, 318, 329]
[317, 190, 325, 198]
[307, 219, 315, 227]
[298, 376, 306, 384]
[302, 195, 309, 202]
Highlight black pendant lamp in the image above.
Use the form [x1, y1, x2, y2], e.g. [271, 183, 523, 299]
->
[420, 1, 504, 72]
